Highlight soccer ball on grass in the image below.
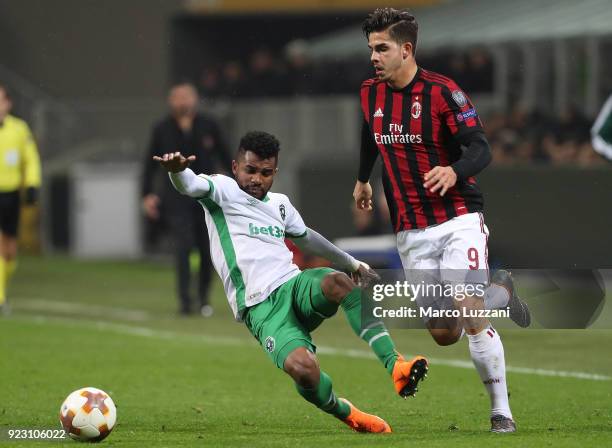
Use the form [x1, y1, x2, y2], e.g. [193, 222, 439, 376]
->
[59, 387, 116, 442]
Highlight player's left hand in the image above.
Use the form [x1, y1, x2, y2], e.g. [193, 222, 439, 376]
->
[351, 261, 381, 288]
[423, 166, 457, 196]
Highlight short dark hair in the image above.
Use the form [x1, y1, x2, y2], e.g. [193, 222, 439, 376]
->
[362, 8, 418, 54]
[238, 131, 280, 161]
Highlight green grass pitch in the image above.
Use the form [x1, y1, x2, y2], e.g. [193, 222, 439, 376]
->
[1, 256, 611, 447]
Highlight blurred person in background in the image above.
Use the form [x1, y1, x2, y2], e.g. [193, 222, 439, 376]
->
[199, 67, 221, 99]
[284, 40, 316, 95]
[218, 61, 246, 98]
[142, 82, 231, 317]
[0, 83, 41, 315]
[247, 48, 284, 96]
[466, 48, 493, 93]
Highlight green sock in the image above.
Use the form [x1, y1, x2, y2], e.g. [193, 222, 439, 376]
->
[341, 287, 398, 374]
[296, 371, 350, 419]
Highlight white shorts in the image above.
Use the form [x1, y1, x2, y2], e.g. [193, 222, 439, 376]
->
[397, 212, 490, 317]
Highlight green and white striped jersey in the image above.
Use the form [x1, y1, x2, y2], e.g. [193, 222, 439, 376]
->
[195, 174, 306, 321]
[592, 94, 612, 160]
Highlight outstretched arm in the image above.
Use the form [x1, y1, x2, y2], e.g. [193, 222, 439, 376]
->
[154, 152, 210, 198]
[292, 227, 359, 272]
[291, 227, 380, 287]
[169, 169, 211, 198]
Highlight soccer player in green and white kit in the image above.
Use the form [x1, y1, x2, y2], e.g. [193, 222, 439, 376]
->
[154, 131, 428, 433]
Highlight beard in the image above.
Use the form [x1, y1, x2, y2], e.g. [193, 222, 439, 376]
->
[237, 182, 266, 200]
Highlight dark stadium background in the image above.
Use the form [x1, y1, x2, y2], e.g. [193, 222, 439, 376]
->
[1, 0, 610, 267]
[1, 1, 611, 445]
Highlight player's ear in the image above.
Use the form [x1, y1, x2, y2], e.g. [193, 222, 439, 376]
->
[402, 42, 412, 59]
[231, 160, 238, 176]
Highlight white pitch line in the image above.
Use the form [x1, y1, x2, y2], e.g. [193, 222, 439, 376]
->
[23, 314, 255, 348]
[16, 298, 151, 322]
[11, 312, 611, 382]
[317, 347, 612, 381]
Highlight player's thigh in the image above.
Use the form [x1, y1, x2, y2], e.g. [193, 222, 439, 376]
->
[396, 229, 442, 272]
[440, 212, 489, 285]
[0, 191, 20, 241]
[245, 284, 315, 370]
[292, 267, 339, 332]
[397, 229, 449, 323]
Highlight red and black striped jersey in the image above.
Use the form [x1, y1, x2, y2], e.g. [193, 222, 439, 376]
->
[360, 67, 485, 232]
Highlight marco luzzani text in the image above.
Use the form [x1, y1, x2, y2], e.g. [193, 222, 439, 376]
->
[370, 281, 510, 319]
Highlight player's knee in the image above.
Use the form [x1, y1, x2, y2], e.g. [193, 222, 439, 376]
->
[284, 348, 320, 388]
[429, 328, 461, 346]
[456, 295, 488, 333]
[321, 272, 354, 303]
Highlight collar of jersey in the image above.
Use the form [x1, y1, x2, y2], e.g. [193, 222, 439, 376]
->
[242, 189, 270, 203]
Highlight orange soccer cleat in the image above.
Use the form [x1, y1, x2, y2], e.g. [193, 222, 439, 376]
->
[339, 399, 392, 433]
[392, 354, 429, 398]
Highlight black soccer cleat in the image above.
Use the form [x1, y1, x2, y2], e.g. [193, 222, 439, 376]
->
[492, 270, 531, 328]
[392, 355, 429, 398]
[490, 414, 517, 433]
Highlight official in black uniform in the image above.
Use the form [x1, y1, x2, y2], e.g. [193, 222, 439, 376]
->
[142, 82, 231, 316]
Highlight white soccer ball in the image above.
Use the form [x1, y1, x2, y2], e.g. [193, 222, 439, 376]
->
[59, 387, 117, 442]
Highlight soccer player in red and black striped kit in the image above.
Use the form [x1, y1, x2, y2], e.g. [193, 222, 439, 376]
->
[353, 8, 531, 433]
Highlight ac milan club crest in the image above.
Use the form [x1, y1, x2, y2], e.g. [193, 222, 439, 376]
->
[411, 99, 422, 119]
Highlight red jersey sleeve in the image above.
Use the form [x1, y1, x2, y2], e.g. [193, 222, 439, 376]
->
[437, 80, 484, 138]
[360, 78, 377, 124]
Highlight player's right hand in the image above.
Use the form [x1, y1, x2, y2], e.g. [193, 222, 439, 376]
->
[153, 152, 196, 173]
[353, 180, 373, 211]
[351, 261, 380, 288]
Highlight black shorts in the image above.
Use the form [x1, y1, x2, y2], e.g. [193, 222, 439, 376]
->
[0, 191, 20, 237]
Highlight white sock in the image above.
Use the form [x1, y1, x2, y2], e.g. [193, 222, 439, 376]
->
[467, 326, 512, 419]
[484, 284, 510, 309]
